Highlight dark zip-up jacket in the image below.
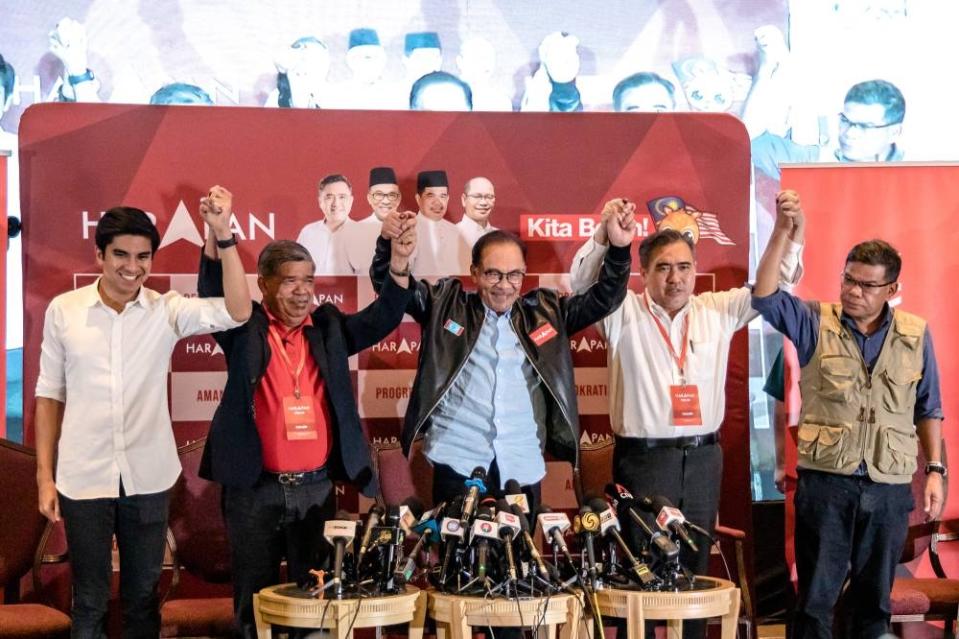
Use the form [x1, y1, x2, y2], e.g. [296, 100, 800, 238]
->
[370, 236, 631, 469]
[197, 254, 412, 495]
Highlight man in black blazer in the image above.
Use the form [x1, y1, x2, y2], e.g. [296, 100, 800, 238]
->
[198, 227, 414, 638]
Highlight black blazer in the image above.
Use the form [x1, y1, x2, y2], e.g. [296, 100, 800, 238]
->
[197, 254, 411, 495]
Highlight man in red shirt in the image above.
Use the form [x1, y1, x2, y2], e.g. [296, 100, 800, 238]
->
[198, 226, 415, 638]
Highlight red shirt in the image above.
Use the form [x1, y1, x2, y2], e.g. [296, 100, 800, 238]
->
[254, 310, 332, 472]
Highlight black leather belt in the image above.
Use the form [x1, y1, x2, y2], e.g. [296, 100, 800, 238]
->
[616, 432, 719, 451]
[262, 466, 328, 486]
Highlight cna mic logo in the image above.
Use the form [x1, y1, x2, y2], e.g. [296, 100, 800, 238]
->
[81, 202, 276, 249]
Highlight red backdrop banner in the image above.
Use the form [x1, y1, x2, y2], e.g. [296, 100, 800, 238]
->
[18, 102, 751, 528]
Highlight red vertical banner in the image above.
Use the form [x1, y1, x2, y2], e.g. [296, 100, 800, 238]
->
[0, 152, 6, 440]
[781, 163, 959, 575]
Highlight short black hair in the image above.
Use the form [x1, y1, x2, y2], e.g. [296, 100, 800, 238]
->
[95, 207, 161, 254]
[638, 229, 695, 270]
[844, 79, 905, 126]
[257, 240, 314, 278]
[846, 239, 901, 282]
[0, 54, 15, 104]
[318, 174, 352, 192]
[612, 71, 675, 111]
[471, 230, 527, 267]
[409, 71, 473, 110]
[149, 82, 213, 105]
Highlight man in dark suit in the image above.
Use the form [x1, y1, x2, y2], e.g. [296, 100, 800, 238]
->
[198, 227, 414, 638]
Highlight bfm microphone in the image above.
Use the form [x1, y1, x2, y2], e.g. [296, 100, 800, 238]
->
[470, 499, 500, 579]
[535, 505, 575, 567]
[573, 505, 601, 588]
[460, 466, 488, 526]
[401, 501, 446, 581]
[650, 496, 699, 553]
[356, 504, 385, 567]
[511, 503, 550, 579]
[495, 498, 521, 582]
[504, 478, 530, 514]
[323, 511, 357, 597]
[439, 504, 467, 585]
[604, 483, 680, 560]
[587, 497, 656, 586]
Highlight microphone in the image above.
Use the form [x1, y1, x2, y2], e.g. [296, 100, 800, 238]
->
[573, 505, 601, 588]
[356, 504, 385, 568]
[495, 498, 521, 583]
[604, 483, 680, 560]
[401, 501, 446, 581]
[504, 478, 530, 514]
[535, 505, 575, 567]
[438, 502, 467, 587]
[511, 503, 551, 579]
[460, 466, 488, 526]
[587, 497, 656, 586]
[470, 499, 500, 579]
[323, 511, 357, 598]
[650, 496, 699, 553]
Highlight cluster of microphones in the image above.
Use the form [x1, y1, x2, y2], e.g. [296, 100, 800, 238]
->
[304, 467, 712, 601]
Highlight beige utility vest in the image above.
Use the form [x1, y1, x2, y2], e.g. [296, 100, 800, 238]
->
[798, 303, 925, 484]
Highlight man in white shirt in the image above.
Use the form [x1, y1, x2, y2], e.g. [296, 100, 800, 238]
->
[344, 166, 402, 275]
[570, 197, 804, 639]
[411, 170, 462, 276]
[455, 176, 498, 273]
[34, 189, 252, 637]
[296, 174, 357, 275]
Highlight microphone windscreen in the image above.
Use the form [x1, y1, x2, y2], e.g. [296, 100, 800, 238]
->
[402, 496, 426, 520]
[470, 466, 487, 481]
[587, 497, 610, 514]
[509, 503, 531, 532]
[504, 478, 523, 494]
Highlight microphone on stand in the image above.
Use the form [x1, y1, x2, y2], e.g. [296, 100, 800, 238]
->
[535, 505, 576, 568]
[400, 500, 446, 581]
[587, 497, 657, 586]
[649, 496, 700, 553]
[495, 498, 521, 583]
[573, 505, 602, 590]
[323, 511, 357, 599]
[460, 466, 488, 526]
[470, 499, 500, 580]
[504, 478, 530, 514]
[356, 504, 385, 569]
[510, 503, 551, 580]
[604, 483, 680, 560]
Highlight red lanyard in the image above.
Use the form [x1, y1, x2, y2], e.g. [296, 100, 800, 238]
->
[643, 292, 690, 383]
[268, 325, 307, 399]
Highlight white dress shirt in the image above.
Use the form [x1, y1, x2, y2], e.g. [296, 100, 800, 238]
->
[343, 213, 384, 275]
[570, 237, 803, 439]
[412, 215, 463, 276]
[35, 281, 242, 499]
[296, 218, 357, 275]
[454, 216, 497, 274]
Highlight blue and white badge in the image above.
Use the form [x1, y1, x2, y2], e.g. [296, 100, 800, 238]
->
[443, 319, 465, 336]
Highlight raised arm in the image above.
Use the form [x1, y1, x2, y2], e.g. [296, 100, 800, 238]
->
[569, 197, 630, 293]
[200, 185, 252, 323]
[755, 190, 802, 297]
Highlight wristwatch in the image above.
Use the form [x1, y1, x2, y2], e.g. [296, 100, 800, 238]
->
[68, 69, 95, 85]
[925, 461, 948, 477]
[216, 233, 238, 249]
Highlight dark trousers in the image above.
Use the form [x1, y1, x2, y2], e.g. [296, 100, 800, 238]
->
[613, 437, 723, 639]
[223, 471, 333, 639]
[59, 485, 171, 639]
[792, 469, 913, 639]
[431, 458, 542, 514]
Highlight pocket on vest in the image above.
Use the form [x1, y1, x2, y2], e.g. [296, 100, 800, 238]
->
[880, 368, 921, 414]
[874, 426, 918, 476]
[819, 356, 858, 403]
[797, 423, 846, 468]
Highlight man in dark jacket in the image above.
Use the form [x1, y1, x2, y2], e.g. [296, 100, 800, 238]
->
[372, 208, 634, 507]
[199, 229, 414, 638]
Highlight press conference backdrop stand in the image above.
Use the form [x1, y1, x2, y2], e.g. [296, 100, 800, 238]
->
[253, 583, 426, 639]
[590, 577, 740, 639]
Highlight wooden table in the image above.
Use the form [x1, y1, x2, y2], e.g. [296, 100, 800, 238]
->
[591, 577, 740, 639]
[428, 590, 584, 639]
[253, 583, 426, 639]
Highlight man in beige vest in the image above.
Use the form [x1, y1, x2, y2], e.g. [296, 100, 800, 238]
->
[753, 190, 944, 639]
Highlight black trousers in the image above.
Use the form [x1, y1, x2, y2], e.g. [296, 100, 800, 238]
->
[59, 485, 171, 639]
[613, 437, 723, 639]
[223, 471, 332, 639]
[792, 469, 913, 639]
[431, 458, 542, 514]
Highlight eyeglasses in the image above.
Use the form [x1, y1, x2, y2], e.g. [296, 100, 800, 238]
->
[370, 191, 400, 201]
[840, 272, 895, 292]
[838, 112, 900, 132]
[467, 193, 496, 202]
[481, 269, 525, 285]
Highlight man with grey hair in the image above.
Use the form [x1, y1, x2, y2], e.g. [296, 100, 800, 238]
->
[455, 176, 498, 273]
[198, 228, 415, 637]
